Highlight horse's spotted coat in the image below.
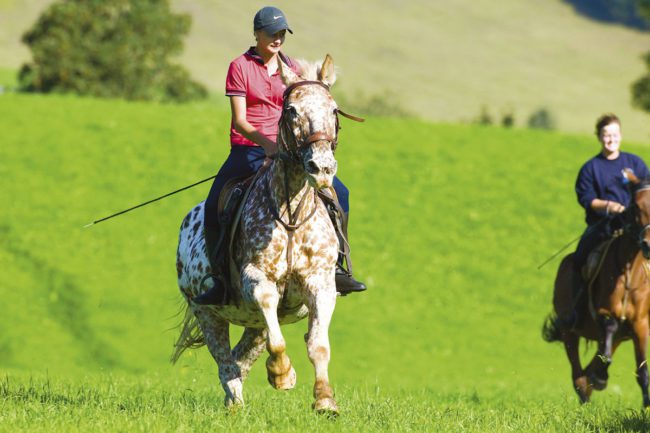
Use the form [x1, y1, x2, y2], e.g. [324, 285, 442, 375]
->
[175, 55, 343, 413]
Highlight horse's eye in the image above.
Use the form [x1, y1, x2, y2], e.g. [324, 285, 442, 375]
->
[285, 105, 297, 116]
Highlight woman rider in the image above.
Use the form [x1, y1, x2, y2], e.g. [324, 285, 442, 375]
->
[194, 6, 366, 304]
[562, 113, 650, 327]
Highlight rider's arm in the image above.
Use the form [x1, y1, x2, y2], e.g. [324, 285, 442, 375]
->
[590, 198, 625, 215]
[230, 96, 278, 157]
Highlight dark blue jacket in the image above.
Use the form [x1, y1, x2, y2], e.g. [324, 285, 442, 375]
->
[575, 151, 650, 226]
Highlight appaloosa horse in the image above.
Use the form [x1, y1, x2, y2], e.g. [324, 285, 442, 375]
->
[173, 55, 345, 414]
[543, 170, 650, 407]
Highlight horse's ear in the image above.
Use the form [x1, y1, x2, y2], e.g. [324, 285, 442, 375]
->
[624, 168, 641, 185]
[318, 54, 336, 87]
[278, 58, 300, 86]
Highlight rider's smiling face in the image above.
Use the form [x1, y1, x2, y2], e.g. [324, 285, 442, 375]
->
[255, 29, 286, 58]
[598, 122, 622, 159]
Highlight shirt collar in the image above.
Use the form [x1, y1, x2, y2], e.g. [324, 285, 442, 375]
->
[245, 47, 293, 68]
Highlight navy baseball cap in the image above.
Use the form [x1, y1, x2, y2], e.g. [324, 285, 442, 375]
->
[253, 6, 293, 35]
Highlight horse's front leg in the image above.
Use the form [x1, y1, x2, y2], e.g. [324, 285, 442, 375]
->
[632, 317, 650, 407]
[304, 271, 338, 415]
[244, 264, 296, 390]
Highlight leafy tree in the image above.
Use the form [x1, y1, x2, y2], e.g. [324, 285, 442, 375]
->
[563, 0, 649, 29]
[18, 0, 207, 102]
[631, 1, 650, 112]
[632, 53, 650, 112]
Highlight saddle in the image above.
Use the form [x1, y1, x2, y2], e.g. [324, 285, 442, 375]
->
[582, 230, 623, 283]
[207, 165, 269, 305]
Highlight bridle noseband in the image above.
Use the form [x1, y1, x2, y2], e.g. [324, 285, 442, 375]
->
[278, 80, 364, 162]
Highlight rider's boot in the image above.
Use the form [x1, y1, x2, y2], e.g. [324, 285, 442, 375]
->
[556, 265, 586, 330]
[192, 226, 226, 305]
[331, 206, 367, 296]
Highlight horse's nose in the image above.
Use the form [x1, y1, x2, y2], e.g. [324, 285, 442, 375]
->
[306, 159, 336, 176]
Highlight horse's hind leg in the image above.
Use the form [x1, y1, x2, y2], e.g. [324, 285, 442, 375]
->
[305, 273, 338, 414]
[631, 318, 650, 407]
[563, 332, 591, 403]
[232, 327, 267, 381]
[245, 266, 296, 390]
[193, 307, 244, 406]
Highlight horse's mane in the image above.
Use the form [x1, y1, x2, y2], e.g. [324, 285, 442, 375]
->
[293, 58, 338, 84]
[633, 178, 650, 192]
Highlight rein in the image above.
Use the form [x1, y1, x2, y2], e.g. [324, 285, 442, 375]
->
[267, 79, 362, 273]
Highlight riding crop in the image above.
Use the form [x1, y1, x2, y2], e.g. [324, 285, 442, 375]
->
[83, 174, 216, 228]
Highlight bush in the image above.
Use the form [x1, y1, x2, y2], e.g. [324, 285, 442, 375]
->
[527, 108, 556, 130]
[18, 0, 207, 103]
[476, 105, 493, 125]
[334, 89, 413, 118]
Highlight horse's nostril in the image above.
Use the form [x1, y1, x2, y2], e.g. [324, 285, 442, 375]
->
[307, 160, 319, 174]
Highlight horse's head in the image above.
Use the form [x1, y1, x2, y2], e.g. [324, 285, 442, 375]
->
[625, 169, 650, 259]
[277, 55, 339, 189]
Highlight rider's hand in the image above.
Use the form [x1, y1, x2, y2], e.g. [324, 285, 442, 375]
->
[606, 201, 625, 214]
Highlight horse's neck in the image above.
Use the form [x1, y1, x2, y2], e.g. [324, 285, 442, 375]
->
[269, 159, 315, 219]
[615, 233, 640, 267]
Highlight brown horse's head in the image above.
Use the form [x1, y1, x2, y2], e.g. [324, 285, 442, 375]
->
[277, 55, 339, 189]
[625, 169, 650, 259]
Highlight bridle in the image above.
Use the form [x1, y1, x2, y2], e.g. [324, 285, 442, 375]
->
[268, 80, 364, 272]
[623, 183, 650, 258]
[278, 80, 364, 162]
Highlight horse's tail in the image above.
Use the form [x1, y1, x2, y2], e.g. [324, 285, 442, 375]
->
[541, 313, 562, 343]
[170, 303, 205, 364]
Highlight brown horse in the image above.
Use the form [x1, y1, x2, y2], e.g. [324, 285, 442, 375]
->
[543, 171, 650, 407]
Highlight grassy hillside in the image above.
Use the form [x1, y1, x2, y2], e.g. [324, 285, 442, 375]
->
[3, 92, 650, 430]
[1, 0, 650, 141]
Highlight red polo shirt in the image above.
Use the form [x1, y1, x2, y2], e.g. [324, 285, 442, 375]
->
[225, 48, 300, 147]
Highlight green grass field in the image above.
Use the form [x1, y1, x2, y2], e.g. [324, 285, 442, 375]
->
[4, 91, 650, 431]
[1, 1, 650, 140]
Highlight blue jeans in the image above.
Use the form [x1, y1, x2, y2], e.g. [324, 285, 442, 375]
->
[204, 146, 350, 231]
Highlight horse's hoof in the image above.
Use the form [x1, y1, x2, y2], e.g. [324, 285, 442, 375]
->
[268, 366, 297, 390]
[224, 395, 244, 409]
[574, 376, 592, 403]
[588, 373, 608, 391]
[312, 397, 339, 416]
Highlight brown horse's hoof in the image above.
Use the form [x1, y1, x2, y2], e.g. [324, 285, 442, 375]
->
[313, 397, 339, 416]
[588, 373, 608, 391]
[574, 376, 592, 403]
[267, 365, 296, 390]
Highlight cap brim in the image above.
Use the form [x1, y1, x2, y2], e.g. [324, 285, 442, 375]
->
[262, 23, 293, 36]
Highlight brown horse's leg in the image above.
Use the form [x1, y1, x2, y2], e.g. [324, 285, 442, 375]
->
[193, 306, 243, 406]
[632, 318, 650, 407]
[563, 331, 591, 403]
[304, 272, 338, 415]
[245, 265, 296, 391]
[588, 315, 619, 390]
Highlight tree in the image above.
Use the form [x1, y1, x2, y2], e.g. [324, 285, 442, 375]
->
[631, 0, 650, 112]
[18, 0, 207, 102]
